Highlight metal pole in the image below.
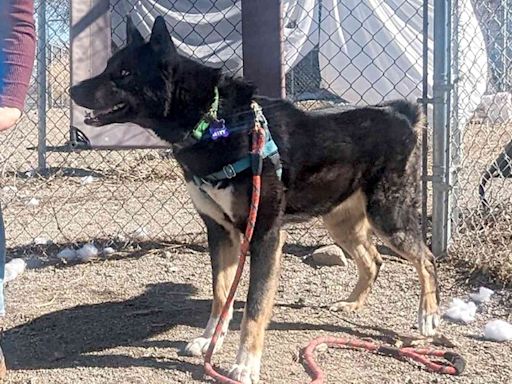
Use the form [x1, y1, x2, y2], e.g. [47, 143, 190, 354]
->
[503, 0, 509, 90]
[241, 0, 284, 98]
[432, 0, 451, 257]
[421, 0, 429, 242]
[450, 0, 461, 236]
[37, 0, 47, 172]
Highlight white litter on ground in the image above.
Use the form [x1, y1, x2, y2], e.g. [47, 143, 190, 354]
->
[469, 287, 494, 303]
[116, 233, 127, 242]
[80, 175, 95, 185]
[34, 236, 49, 245]
[4, 258, 26, 283]
[484, 320, 512, 342]
[102, 247, 115, 255]
[57, 247, 77, 261]
[26, 197, 40, 207]
[2, 186, 17, 193]
[443, 298, 477, 323]
[76, 243, 99, 262]
[132, 227, 149, 240]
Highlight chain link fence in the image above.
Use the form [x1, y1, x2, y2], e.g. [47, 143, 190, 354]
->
[448, 0, 512, 283]
[0, 1, 510, 283]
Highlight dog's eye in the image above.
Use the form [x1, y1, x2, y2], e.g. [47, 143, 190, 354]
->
[120, 69, 131, 78]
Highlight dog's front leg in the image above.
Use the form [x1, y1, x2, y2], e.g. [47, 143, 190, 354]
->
[184, 215, 241, 357]
[229, 226, 285, 384]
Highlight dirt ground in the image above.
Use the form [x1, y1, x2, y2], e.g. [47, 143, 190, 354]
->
[1, 239, 511, 384]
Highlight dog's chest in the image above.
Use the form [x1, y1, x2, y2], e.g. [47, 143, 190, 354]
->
[186, 182, 235, 227]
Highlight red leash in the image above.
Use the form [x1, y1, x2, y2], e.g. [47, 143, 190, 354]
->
[202, 107, 466, 384]
[302, 336, 465, 383]
[203, 111, 267, 384]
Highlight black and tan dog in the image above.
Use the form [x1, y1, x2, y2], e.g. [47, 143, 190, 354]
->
[70, 16, 440, 383]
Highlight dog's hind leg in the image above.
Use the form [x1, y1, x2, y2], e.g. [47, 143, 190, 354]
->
[229, 226, 285, 384]
[183, 215, 240, 357]
[366, 167, 441, 337]
[322, 190, 383, 312]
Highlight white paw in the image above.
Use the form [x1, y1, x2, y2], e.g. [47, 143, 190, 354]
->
[229, 363, 260, 384]
[229, 349, 261, 384]
[183, 336, 217, 357]
[329, 300, 361, 312]
[183, 314, 231, 357]
[418, 309, 441, 337]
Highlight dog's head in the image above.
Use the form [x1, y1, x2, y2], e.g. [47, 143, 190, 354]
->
[70, 16, 222, 143]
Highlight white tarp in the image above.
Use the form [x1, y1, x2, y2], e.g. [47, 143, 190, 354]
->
[78, 0, 487, 147]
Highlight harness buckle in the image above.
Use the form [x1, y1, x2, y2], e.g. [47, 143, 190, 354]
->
[223, 164, 237, 179]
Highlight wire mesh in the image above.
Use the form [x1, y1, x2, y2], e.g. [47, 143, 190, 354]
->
[1, 0, 426, 251]
[2, 1, 508, 284]
[449, 0, 512, 283]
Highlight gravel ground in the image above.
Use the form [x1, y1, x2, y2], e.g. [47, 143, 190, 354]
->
[1, 240, 511, 384]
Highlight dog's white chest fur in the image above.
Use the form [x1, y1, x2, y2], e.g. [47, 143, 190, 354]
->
[186, 182, 235, 227]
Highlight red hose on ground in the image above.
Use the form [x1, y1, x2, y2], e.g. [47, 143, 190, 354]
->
[302, 336, 465, 384]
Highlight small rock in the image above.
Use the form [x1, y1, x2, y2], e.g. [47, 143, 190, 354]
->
[309, 245, 348, 266]
[80, 175, 95, 185]
[131, 227, 149, 240]
[34, 236, 50, 245]
[2, 186, 17, 193]
[26, 197, 40, 207]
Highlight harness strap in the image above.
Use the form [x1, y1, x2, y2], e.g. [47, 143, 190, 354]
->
[192, 101, 282, 186]
[193, 139, 280, 185]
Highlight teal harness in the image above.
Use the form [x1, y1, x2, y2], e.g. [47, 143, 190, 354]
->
[189, 90, 282, 186]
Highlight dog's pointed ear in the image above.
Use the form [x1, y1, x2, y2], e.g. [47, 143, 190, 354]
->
[150, 16, 176, 56]
[126, 15, 144, 46]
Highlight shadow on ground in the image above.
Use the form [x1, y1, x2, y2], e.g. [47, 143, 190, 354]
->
[2, 281, 421, 376]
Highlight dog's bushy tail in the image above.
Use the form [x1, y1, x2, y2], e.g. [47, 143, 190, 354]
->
[379, 99, 422, 128]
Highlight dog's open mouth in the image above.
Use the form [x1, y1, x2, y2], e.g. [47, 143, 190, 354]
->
[84, 102, 128, 126]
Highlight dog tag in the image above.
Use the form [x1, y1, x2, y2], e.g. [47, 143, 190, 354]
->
[209, 119, 229, 140]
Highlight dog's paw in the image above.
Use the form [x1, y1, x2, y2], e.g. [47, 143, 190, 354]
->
[329, 300, 362, 312]
[229, 363, 260, 384]
[183, 336, 223, 357]
[418, 308, 441, 337]
[229, 350, 261, 384]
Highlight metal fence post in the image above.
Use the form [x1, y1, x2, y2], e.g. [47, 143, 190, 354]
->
[421, 0, 430, 242]
[450, 0, 461, 237]
[37, 0, 47, 172]
[432, 0, 452, 256]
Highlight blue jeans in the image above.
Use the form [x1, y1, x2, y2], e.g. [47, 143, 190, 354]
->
[0, 207, 5, 316]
